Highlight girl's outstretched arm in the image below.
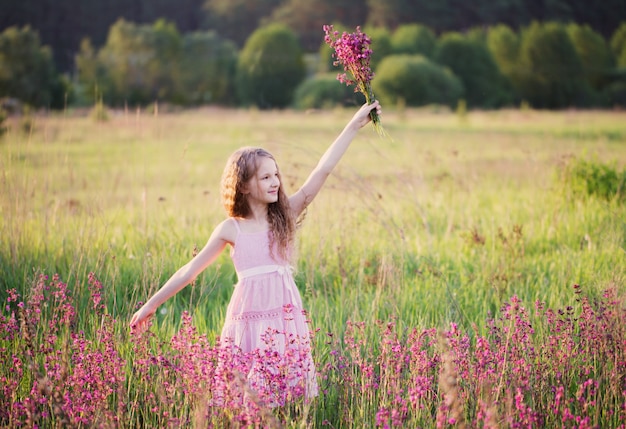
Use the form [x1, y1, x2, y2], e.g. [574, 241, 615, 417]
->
[289, 100, 381, 216]
[129, 218, 237, 331]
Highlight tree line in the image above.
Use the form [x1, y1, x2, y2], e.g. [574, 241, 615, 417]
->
[2, 0, 625, 73]
[1, 18, 626, 111]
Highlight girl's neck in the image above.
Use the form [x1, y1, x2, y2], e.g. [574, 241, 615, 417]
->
[243, 202, 269, 227]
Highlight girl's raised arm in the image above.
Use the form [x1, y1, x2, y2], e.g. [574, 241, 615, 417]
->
[129, 218, 237, 331]
[289, 101, 381, 216]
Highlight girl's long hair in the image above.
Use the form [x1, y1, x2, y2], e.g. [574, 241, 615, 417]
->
[220, 147, 296, 261]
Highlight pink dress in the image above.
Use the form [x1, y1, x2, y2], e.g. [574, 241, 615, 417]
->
[219, 219, 318, 403]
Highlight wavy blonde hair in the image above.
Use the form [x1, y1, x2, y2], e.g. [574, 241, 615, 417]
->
[220, 147, 296, 261]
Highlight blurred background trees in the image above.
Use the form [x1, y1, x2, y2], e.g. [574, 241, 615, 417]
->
[0, 0, 625, 110]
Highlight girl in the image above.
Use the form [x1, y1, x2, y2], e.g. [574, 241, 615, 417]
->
[130, 100, 382, 405]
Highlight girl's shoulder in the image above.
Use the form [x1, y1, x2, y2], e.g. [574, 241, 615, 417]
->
[214, 217, 240, 245]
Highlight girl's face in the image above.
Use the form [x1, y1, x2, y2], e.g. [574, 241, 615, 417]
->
[244, 156, 280, 205]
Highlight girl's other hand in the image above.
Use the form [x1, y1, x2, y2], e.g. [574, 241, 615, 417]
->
[130, 305, 156, 332]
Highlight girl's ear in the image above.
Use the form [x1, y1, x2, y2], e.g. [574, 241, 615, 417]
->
[239, 182, 250, 195]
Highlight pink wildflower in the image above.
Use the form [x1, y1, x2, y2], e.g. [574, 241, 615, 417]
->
[323, 24, 384, 136]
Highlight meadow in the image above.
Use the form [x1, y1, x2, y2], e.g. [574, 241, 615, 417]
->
[0, 105, 625, 428]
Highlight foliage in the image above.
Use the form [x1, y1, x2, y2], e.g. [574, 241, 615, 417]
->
[204, 0, 282, 47]
[77, 22, 238, 107]
[83, 19, 183, 106]
[435, 32, 512, 108]
[318, 23, 349, 74]
[372, 54, 463, 107]
[390, 23, 437, 58]
[1, 106, 626, 427]
[293, 73, 365, 109]
[486, 24, 521, 99]
[610, 22, 626, 65]
[178, 31, 238, 105]
[515, 21, 589, 108]
[559, 157, 626, 203]
[0, 26, 61, 108]
[566, 23, 615, 90]
[605, 80, 626, 107]
[362, 26, 393, 70]
[267, 0, 368, 52]
[3, 0, 625, 77]
[75, 39, 110, 106]
[236, 24, 306, 109]
[0, 107, 6, 137]
[89, 97, 109, 122]
[2, 273, 625, 427]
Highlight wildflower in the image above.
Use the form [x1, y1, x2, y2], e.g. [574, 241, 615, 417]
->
[323, 24, 385, 136]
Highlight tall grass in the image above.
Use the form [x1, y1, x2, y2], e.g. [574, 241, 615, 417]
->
[1, 106, 625, 427]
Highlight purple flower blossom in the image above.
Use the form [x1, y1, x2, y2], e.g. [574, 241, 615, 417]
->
[323, 24, 385, 136]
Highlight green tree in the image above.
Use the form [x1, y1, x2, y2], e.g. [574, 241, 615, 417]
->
[435, 32, 512, 108]
[95, 19, 182, 105]
[365, 0, 404, 28]
[610, 22, 626, 67]
[0, 26, 61, 107]
[267, 0, 367, 52]
[566, 23, 614, 90]
[236, 24, 306, 108]
[487, 24, 520, 80]
[318, 22, 349, 73]
[204, 0, 282, 47]
[293, 73, 364, 109]
[363, 26, 393, 70]
[179, 31, 238, 105]
[75, 38, 110, 105]
[372, 54, 463, 107]
[391, 24, 437, 58]
[516, 21, 588, 108]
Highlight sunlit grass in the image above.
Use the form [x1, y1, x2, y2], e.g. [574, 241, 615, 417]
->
[1, 106, 625, 427]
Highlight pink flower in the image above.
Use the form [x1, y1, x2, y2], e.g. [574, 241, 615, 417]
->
[323, 24, 384, 136]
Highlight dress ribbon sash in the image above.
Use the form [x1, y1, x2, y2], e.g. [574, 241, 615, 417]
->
[237, 265, 298, 304]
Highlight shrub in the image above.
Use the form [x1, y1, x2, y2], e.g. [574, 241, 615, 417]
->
[236, 24, 305, 108]
[610, 22, 626, 66]
[293, 73, 364, 109]
[566, 23, 614, 91]
[179, 31, 238, 105]
[435, 32, 513, 108]
[605, 80, 626, 107]
[84, 19, 183, 106]
[487, 24, 520, 79]
[560, 157, 626, 203]
[372, 54, 463, 108]
[0, 26, 59, 108]
[363, 26, 393, 70]
[487, 24, 522, 104]
[0, 108, 7, 137]
[390, 24, 436, 58]
[318, 23, 349, 73]
[516, 22, 589, 108]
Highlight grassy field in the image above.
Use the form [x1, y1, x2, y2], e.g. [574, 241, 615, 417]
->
[1, 105, 625, 427]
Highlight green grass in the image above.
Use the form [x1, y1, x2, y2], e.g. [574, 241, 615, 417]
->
[2, 106, 625, 325]
[1, 106, 625, 427]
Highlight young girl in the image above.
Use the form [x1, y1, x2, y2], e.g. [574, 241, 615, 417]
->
[130, 100, 382, 405]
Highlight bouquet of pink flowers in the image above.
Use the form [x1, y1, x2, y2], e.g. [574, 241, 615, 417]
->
[323, 24, 385, 136]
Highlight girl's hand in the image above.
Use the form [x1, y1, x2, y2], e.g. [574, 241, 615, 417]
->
[349, 100, 382, 130]
[130, 304, 156, 332]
